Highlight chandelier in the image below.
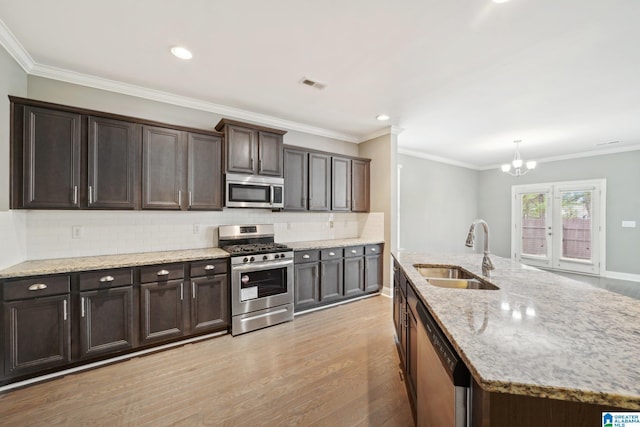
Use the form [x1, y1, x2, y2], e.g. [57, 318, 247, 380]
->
[501, 140, 536, 176]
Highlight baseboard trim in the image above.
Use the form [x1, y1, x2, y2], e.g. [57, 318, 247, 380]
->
[602, 270, 640, 283]
[294, 292, 381, 316]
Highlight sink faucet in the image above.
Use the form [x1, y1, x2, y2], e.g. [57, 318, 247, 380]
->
[465, 219, 495, 277]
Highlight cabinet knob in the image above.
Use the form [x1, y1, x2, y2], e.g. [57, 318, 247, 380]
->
[329, 252, 335, 256]
[302, 254, 310, 259]
[351, 250, 357, 254]
[204, 264, 215, 271]
[99, 275, 115, 283]
[371, 248, 377, 252]
[28, 283, 47, 291]
[157, 269, 170, 276]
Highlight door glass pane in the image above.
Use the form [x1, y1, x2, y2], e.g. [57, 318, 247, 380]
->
[521, 193, 547, 256]
[560, 190, 592, 260]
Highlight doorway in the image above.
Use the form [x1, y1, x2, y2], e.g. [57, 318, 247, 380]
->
[511, 179, 606, 275]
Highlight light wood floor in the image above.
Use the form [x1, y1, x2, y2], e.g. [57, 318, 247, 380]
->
[0, 296, 413, 427]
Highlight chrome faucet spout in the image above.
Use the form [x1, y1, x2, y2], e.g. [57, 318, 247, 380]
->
[465, 219, 495, 277]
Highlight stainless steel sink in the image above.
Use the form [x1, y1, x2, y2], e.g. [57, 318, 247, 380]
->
[413, 264, 499, 290]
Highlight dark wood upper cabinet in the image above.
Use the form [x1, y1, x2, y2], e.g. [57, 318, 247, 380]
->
[351, 159, 370, 213]
[21, 106, 82, 209]
[215, 119, 286, 177]
[331, 156, 352, 211]
[142, 125, 185, 210]
[88, 116, 139, 209]
[187, 133, 223, 210]
[309, 152, 331, 211]
[283, 148, 308, 210]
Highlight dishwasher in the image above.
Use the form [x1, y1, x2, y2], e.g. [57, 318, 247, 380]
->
[416, 300, 471, 427]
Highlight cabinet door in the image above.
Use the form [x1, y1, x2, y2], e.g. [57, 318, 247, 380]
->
[309, 153, 331, 211]
[3, 295, 71, 377]
[190, 274, 229, 334]
[407, 305, 418, 401]
[344, 256, 365, 297]
[22, 106, 82, 209]
[142, 126, 185, 210]
[226, 125, 257, 174]
[88, 116, 138, 209]
[187, 133, 223, 210]
[320, 258, 343, 303]
[331, 156, 351, 211]
[399, 290, 407, 363]
[294, 262, 320, 311]
[258, 131, 283, 176]
[283, 148, 308, 210]
[351, 159, 370, 212]
[140, 279, 185, 344]
[365, 254, 383, 293]
[393, 283, 402, 344]
[79, 286, 135, 359]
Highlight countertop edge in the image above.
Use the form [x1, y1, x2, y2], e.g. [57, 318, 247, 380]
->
[287, 238, 384, 251]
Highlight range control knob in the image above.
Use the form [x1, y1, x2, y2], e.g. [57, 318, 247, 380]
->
[274, 254, 280, 259]
[243, 257, 249, 263]
[280, 253, 287, 258]
[263, 255, 268, 261]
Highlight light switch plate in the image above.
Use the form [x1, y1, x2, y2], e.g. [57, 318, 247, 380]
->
[621, 220, 636, 228]
[72, 225, 83, 239]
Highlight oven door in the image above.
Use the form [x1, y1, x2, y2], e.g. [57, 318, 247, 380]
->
[231, 259, 293, 314]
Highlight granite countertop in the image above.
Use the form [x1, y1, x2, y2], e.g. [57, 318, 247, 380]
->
[0, 248, 230, 279]
[286, 238, 384, 251]
[393, 252, 640, 410]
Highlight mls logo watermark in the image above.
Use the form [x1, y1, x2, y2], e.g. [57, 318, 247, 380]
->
[603, 412, 640, 427]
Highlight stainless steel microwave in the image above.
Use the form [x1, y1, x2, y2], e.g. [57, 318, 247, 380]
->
[225, 173, 284, 209]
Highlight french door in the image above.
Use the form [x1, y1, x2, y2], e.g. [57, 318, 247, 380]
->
[512, 180, 605, 275]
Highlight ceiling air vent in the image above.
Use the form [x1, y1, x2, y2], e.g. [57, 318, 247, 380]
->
[299, 77, 327, 90]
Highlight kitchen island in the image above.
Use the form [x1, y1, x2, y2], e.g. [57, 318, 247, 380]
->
[393, 251, 640, 426]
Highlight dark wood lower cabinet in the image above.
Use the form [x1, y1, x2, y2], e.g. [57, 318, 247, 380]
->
[344, 256, 365, 297]
[294, 261, 320, 310]
[79, 286, 135, 359]
[3, 295, 71, 377]
[190, 274, 229, 333]
[140, 279, 186, 345]
[320, 258, 343, 303]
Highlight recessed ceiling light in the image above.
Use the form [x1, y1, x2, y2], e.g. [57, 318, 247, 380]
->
[376, 114, 390, 121]
[171, 46, 193, 60]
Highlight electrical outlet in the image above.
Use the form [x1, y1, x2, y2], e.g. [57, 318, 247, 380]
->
[329, 220, 334, 228]
[193, 224, 201, 234]
[72, 225, 83, 239]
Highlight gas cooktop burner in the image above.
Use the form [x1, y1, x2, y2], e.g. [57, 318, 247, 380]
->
[222, 242, 291, 256]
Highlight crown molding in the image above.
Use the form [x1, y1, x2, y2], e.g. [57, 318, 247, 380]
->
[479, 143, 640, 170]
[360, 125, 405, 142]
[398, 148, 481, 170]
[29, 63, 360, 143]
[0, 19, 34, 72]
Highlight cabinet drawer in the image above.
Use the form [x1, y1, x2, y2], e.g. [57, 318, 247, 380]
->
[321, 248, 343, 260]
[344, 246, 364, 258]
[406, 279, 418, 314]
[139, 263, 184, 283]
[79, 268, 133, 291]
[190, 259, 228, 277]
[3, 275, 70, 301]
[365, 244, 383, 256]
[294, 250, 320, 264]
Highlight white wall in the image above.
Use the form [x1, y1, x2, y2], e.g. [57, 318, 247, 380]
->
[398, 153, 480, 254]
[0, 44, 28, 268]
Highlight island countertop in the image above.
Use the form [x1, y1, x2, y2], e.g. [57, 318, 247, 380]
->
[393, 251, 640, 410]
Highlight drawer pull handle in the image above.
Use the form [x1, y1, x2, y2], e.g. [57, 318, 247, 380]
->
[157, 270, 170, 276]
[204, 265, 215, 271]
[302, 254, 310, 259]
[329, 252, 335, 256]
[351, 250, 357, 254]
[371, 248, 377, 252]
[28, 283, 48, 291]
[99, 275, 115, 283]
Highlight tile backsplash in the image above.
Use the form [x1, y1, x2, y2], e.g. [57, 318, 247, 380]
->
[23, 210, 384, 260]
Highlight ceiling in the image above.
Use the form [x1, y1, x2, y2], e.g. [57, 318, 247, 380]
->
[1, 0, 639, 168]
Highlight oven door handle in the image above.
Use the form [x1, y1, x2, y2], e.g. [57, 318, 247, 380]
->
[232, 259, 293, 272]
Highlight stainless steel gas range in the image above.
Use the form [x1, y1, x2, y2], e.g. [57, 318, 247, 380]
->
[218, 224, 294, 336]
